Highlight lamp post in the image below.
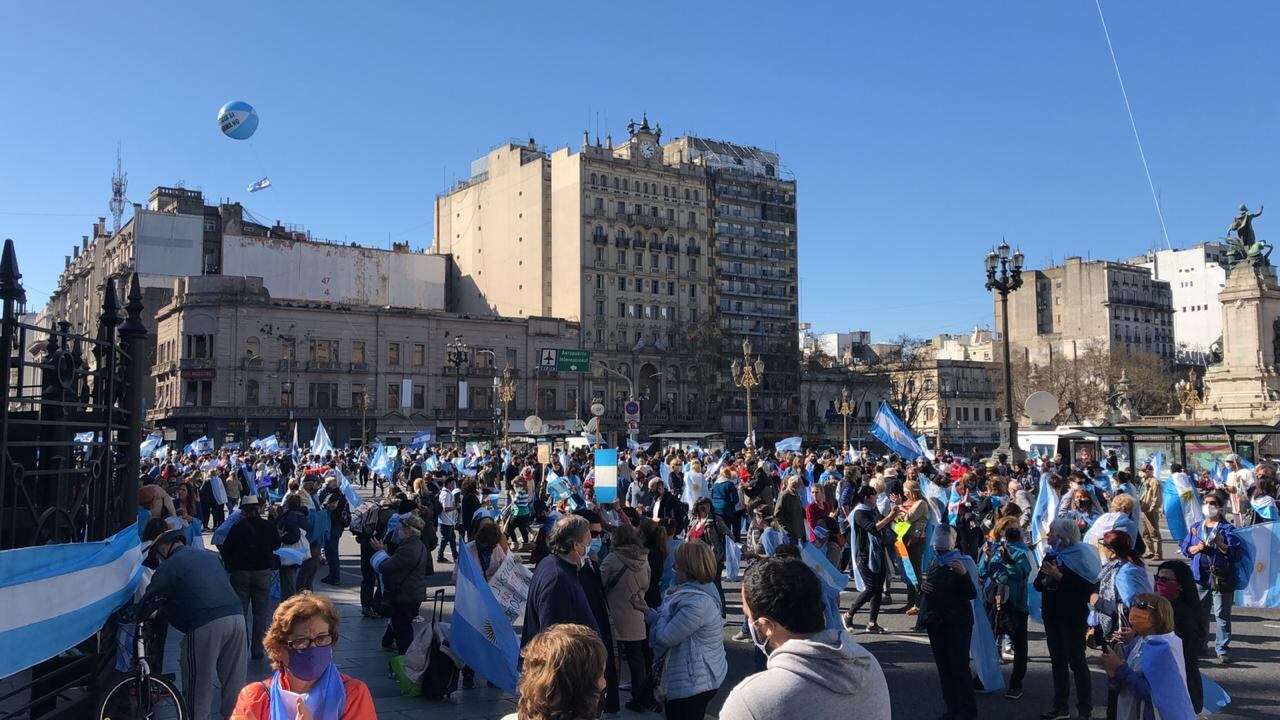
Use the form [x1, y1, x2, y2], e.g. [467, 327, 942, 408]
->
[498, 366, 516, 449]
[447, 336, 469, 448]
[1175, 370, 1200, 419]
[731, 338, 765, 448]
[985, 240, 1025, 462]
[358, 389, 369, 447]
[836, 386, 854, 449]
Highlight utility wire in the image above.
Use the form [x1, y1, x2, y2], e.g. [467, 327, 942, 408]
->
[1095, 0, 1172, 251]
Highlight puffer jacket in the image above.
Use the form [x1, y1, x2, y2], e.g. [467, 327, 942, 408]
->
[600, 543, 651, 641]
[647, 581, 727, 700]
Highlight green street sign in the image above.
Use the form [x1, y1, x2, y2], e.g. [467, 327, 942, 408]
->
[556, 349, 590, 372]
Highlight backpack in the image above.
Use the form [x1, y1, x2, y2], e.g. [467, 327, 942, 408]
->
[348, 500, 380, 537]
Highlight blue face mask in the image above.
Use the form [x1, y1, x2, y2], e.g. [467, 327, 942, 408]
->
[588, 538, 603, 556]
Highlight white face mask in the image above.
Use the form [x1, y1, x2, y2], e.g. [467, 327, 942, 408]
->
[1204, 504, 1221, 519]
[747, 617, 771, 657]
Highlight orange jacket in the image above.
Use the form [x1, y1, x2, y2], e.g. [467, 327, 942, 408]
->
[230, 673, 376, 720]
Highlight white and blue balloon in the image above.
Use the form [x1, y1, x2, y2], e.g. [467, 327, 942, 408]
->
[217, 101, 258, 140]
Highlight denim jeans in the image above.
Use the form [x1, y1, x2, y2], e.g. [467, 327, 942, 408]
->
[1199, 585, 1233, 656]
[323, 527, 343, 582]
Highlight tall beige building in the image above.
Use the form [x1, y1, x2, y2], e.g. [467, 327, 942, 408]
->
[435, 117, 718, 436]
[997, 256, 1174, 366]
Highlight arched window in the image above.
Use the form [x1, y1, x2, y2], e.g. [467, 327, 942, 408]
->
[613, 177, 619, 189]
[684, 188, 690, 200]
[246, 379, 260, 406]
[245, 335, 260, 359]
[693, 190, 700, 202]
[590, 173, 598, 185]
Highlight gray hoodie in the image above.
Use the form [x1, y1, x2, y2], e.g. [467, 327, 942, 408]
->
[718, 629, 891, 720]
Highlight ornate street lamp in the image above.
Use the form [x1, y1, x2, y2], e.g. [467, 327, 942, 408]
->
[731, 338, 765, 447]
[986, 241, 1024, 461]
[837, 386, 854, 449]
[498, 366, 516, 449]
[447, 336, 469, 447]
[1175, 370, 1200, 419]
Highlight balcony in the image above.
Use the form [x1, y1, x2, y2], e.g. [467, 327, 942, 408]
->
[591, 230, 608, 246]
[431, 408, 499, 421]
[633, 237, 648, 250]
[306, 361, 342, 372]
[663, 242, 679, 254]
[349, 362, 369, 373]
[152, 361, 177, 376]
[685, 244, 701, 255]
[240, 356, 264, 370]
[613, 236, 630, 249]
[180, 357, 213, 370]
[627, 213, 673, 230]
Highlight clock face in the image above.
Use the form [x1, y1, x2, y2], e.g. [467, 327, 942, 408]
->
[640, 141, 657, 159]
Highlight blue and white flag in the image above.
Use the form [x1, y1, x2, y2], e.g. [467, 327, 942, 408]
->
[1252, 496, 1279, 523]
[370, 444, 394, 478]
[1137, 637, 1196, 719]
[423, 454, 440, 473]
[449, 541, 520, 692]
[260, 434, 281, 453]
[658, 461, 671, 490]
[152, 445, 169, 459]
[870, 401, 926, 460]
[0, 522, 143, 679]
[1163, 468, 1204, 542]
[547, 475, 573, 502]
[1030, 472, 1061, 547]
[916, 434, 936, 461]
[184, 436, 213, 456]
[74, 431, 96, 445]
[593, 449, 619, 504]
[311, 420, 333, 458]
[933, 551, 1004, 692]
[409, 431, 433, 450]
[627, 438, 641, 451]
[501, 449, 511, 473]
[775, 436, 802, 454]
[247, 176, 271, 193]
[291, 422, 301, 463]
[1234, 521, 1280, 609]
[139, 432, 162, 459]
[332, 468, 361, 509]
[800, 541, 847, 632]
[212, 509, 242, 545]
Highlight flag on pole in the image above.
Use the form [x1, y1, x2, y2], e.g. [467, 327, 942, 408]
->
[139, 432, 162, 459]
[311, 420, 333, 458]
[291, 423, 301, 463]
[1030, 472, 1061, 547]
[774, 436, 802, 454]
[449, 541, 520, 692]
[371, 444, 394, 478]
[593, 449, 619, 504]
[74, 431, 96, 445]
[870, 401, 926, 460]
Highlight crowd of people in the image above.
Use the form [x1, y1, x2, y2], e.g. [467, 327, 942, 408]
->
[127, 438, 1278, 719]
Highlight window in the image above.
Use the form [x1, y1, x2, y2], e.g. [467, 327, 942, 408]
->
[474, 347, 495, 369]
[617, 250, 626, 264]
[351, 340, 365, 364]
[507, 348, 517, 367]
[595, 274, 604, 289]
[388, 342, 400, 365]
[280, 382, 293, 408]
[308, 382, 339, 409]
[352, 383, 368, 410]
[620, 277, 628, 292]
[412, 343, 425, 367]
[184, 380, 212, 406]
[245, 379, 259, 406]
[596, 247, 604, 262]
[984, 407, 993, 422]
[634, 251, 643, 266]
[618, 302, 626, 318]
[688, 259, 698, 273]
[667, 256, 675, 270]
[667, 281, 675, 296]
[386, 383, 400, 410]
[184, 334, 212, 359]
[961, 407, 970, 421]
[596, 300, 605, 315]
[650, 253, 659, 268]
[651, 280, 659, 295]
[309, 338, 338, 363]
[245, 336, 260, 359]
[413, 385, 425, 410]
[539, 388, 557, 413]
[689, 284, 697, 298]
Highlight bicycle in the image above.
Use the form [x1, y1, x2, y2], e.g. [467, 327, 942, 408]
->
[95, 595, 187, 720]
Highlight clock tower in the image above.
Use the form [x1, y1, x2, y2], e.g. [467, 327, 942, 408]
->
[624, 113, 662, 162]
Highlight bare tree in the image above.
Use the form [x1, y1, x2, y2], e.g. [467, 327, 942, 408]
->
[852, 334, 937, 429]
[999, 341, 1179, 422]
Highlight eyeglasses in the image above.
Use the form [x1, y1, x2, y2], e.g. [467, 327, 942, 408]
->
[1155, 574, 1178, 583]
[285, 633, 334, 650]
[1132, 601, 1155, 612]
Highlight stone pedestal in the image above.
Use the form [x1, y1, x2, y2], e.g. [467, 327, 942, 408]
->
[1195, 265, 1280, 422]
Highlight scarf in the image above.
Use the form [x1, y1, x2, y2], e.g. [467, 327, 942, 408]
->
[268, 663, 346, 720]
[1050, 542, 1102, 584]
[850, 503, 886, 575]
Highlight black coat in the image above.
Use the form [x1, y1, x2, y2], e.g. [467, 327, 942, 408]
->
[379, 536, 432, 604]
[919, 559, 976, 628]
[521, 554, 599, 646]
[222, 516, 281, 572]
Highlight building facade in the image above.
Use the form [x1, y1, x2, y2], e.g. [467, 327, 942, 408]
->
[1126, 243, 1227, 364]
[147, 275, 583, 446]
[667, 137, 801, 437]
[39, 186, 449, 411]
[997, 257, 1175, 366]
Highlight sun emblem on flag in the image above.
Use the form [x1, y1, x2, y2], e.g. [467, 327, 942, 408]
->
[1180, 490, 1194, 503]
[483, 619, 498, 645]
[1257, 561, 1266, 574]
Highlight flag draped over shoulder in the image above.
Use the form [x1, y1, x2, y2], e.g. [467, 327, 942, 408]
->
[870, 402, 926, 460]
[449, 542, 520, 692]
[800, 542, 847, 632]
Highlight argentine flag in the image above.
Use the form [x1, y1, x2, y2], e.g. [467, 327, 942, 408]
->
[775, 436, 802, 454]
[1234, 521, 1280, 609]
[139, 432, 162, 459]
[370, 444, 394, 478]
[1030, 472, 1061, 547]
[870, 401, 926, 460]
[450, 542, 520, 692]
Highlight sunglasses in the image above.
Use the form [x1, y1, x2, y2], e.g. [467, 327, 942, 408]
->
[1132, 601, 1155, 612]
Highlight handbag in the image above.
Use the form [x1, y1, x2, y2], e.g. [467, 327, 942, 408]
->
[279, 528, 310, 566]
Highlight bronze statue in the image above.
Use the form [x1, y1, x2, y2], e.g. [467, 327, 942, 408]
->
[1208, 336, 1224, 366]
[1224, 203, 1273, 269]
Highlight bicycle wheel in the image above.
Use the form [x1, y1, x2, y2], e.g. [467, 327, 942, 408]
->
[96, 674, 187, 720]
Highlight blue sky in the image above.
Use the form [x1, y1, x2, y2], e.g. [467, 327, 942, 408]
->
[2, 2, 1278, 341]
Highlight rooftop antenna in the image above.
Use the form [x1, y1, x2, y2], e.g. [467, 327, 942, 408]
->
[109, 142, 128, 235]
